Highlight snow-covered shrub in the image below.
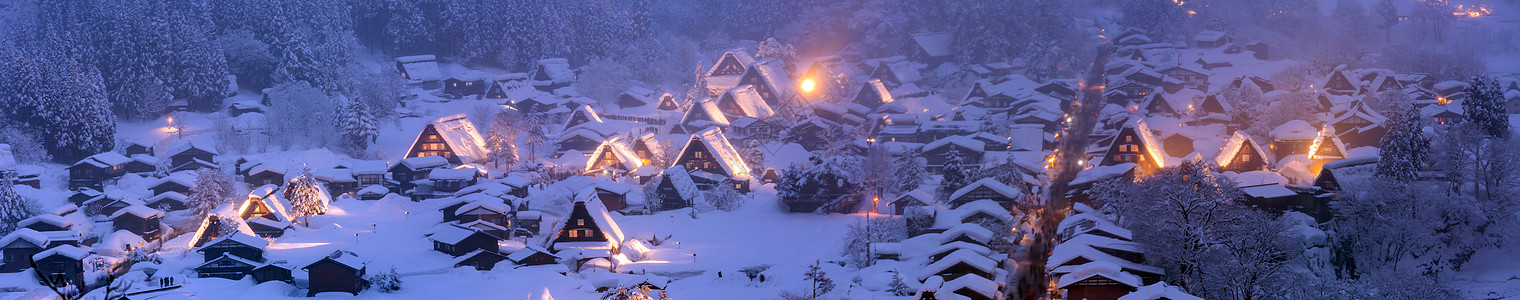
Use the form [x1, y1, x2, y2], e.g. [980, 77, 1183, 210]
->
[840, 218, 906, 267]
[704, 183, 744, 212]
[367, 267, 402, 293]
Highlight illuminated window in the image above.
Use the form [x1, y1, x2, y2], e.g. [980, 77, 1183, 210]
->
[577, 219, 585, 226]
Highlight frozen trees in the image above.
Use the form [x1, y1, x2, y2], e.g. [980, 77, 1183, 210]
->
[803, 260, 835, 299]
[334, 98, 378, 158]
[704, 183, 745, 212]
[1088, 159, 1306, 297]
[484, 111, 522, 170]
[0, 172, 35, 236]
[840, 218, 906, 267]
[1462, 75, 1510, 136]
[367, 267, 402, 293]
[264, 81, 336, 149]
[1375, 110, 1430, 182]
[891, 148, 929, 195]
[937, 149, 973, 200]
[186, 168, 235, 217]
[284, 170, 327, 226]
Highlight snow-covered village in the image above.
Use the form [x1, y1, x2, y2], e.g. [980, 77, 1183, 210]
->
[2, 0, 1520, 299]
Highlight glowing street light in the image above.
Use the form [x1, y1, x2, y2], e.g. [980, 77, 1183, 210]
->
[800, 78, 818, 95]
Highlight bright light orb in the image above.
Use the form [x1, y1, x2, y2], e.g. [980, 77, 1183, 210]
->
[800, 78, 818, 94]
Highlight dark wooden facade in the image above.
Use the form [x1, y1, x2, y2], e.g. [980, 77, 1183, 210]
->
[304, 253, 366, 297]
[1, 237, 44, 273]
[432, 230, 499, 257]
[453, 250, 508, 270]
[170, 147, 216, 171]
[550, 201, 611, 250]
[112, 213, 163, 241]
[196, 254, 258, 280]
[443, 77, 486, 98]
[33, 251, 85, 290]
[251, 263, 294, 283]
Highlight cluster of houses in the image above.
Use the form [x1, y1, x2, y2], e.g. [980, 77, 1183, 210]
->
[1043, 203, 1188, 300]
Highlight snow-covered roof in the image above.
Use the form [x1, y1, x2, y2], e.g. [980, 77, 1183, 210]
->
[939, 223, 994, 245]
[400, 155, 451, 170]
[430, 168, 478, 181]
[167, 140, 219, 157]
[147, 191, 188, 204]
[396, 55, 442, 82]
[722, 85, 775, 119]
[430, 225, 488, 245]
[200, 231, 269, 250]
[1057, 261, 1142, 288]
[894, 189, 934, 205]
[923, 136, 985, 154]
[1119, 282, 1206, 300]
[1193, 31, 1228, 42]
[110, 205, 165, 219]
[1047, 239, 1161, 275]
[425, 114, 490, 163]
[508, 244, 559, 263]
[680, 98, 731, 127]
[938, 272, 999, 298]
[677, 127, 751, 177]
[1070, 163, 1136, 187]
[1102, 118, 1167, 168]
[1214, 132, 1270, 168]
[1058, 212, 1134, 241]
[350, 160, 388, 175]
[660, 165, 704, 202]
[306, 250, 366, 271]
[565, 105, 607, 130]
[747, 58, 794, 101]
[949, 178, 1023, 201]
[455, 200, 510, 216]
[1240, 184, 1297, 199]
[19, 214, 73, 230]
[533, 58, 575, 83]
[74, 152, 131, 168]
[918, 248, 999, 280]
[1331, 101, 1389, 128]
[196, 252, 262, 270]
[153, 171, 197, 189]
[707, 48, 756, 77]
[33, 244, 89, 261]
[911, 32, 953, 58]
[586, 138, 642, 171]
[1269, 120, 1318, 141]
[951, 199, 1015, 223]
[0, 228, 48, 248]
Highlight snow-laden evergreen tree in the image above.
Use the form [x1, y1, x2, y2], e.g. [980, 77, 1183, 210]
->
[1463, 75, 1510, 136]
[49, 61, 117, 163]
[284, 170, 327, 226]
[265, 81, 337, 149]
[334, 98, 377, 158]
[1375, 109, 1430, 182]
[0, 171, 35, 236]
[485, 111, 521, 170]
[890, 148, 928, 194]
[755, 37, 796, 61]
[742, 140, 765, 175]
[803, 260, 835, 298]
[886, 272, 911, 296]
[186, 168, 234, 217]
[937, 149, 971, 200]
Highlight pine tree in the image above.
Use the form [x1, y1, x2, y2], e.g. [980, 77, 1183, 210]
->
[938, 149, 971, 199]
[519, 113, 549, 161]
[0, 171, 34, 236]
[803, 260, 834, 298]
[334, 98, 378, 157]
[1463, 75, 1510, 137]
[1373, 0, 1399, 40]
[186, 168, 234, 217]
[886, 272, 911, 296]
[1376, 109, 1430, 182]
[891, 148, 928, 194]
[285, 170, 328, 226]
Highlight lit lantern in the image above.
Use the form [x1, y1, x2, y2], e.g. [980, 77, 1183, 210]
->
[800, 78, 818, 95]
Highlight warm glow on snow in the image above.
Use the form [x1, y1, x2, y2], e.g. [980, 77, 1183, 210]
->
[800, 78, 818, 94]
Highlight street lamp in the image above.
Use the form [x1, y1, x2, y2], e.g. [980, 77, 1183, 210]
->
[800, 78, 818, 95]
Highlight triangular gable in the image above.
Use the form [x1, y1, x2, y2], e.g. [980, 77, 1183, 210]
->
[679, 98, 730, 128]
[707, 49, 755, 77]
[586, 137, 642, 173]
[1309, 126, 1348, 160]
[656, 93, 680, 110]
[716, 85, 775, 119]
[738, 58, 793, 106]
[853, 79, 894, 109]
[406, 114, 489, 164]
[672, 127, 750, 178]
[1100, 118, 1166, 168]
[564, 105, 605, 132]
[1214, 132, 1270, 170]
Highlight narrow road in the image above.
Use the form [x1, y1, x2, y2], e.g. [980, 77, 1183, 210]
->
[1016, 44, 1111, 300]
